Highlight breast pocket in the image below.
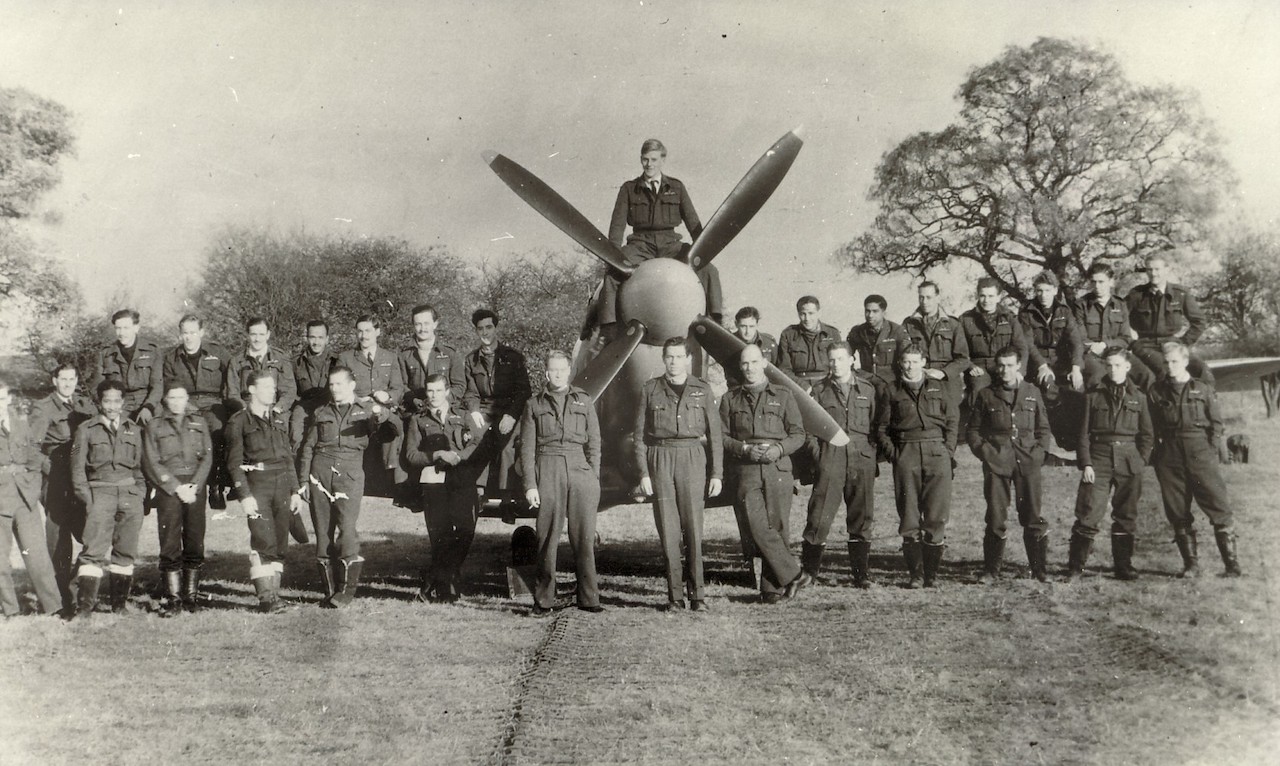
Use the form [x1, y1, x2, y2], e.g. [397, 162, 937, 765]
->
[157, 432, 183, 460]
[629, 199, 652, 224]
[987, 405, 1011, 431]
[1117, 401, 1141, 432]
[244, 428, 270, 456]
[537, 412, 560, 437]
[658, 197, 682, 227]
[851, 399, 872, 431]
[317, 420, 339, 443]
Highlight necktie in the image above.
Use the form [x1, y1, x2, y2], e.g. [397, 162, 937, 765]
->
[436, 409, 446, 422]
[650, 180, 659, 196]
[108, 420, 118, 434]
[366, 352, 374, 366]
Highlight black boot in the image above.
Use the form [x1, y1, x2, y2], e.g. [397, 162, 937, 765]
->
[1065, 533, 1093, 582]
[181, 569, 203, 613]
[1173, 529, 1200, 579]
[1112, 533, 1139, 581]
[317, 560, 337, 608]
[800, 541, 825, 580]
[331, 559, 363, 607]
[902, 539, 923, 589]
[847, 539, 872, 589]
[251, 571, 286, 614]
[208, 485, 227, 511]
[72, 573, 102, 620]
[922, 543, 944, 588]
[1214, 527, 1243, 577]
[109, 572, 134, 613]
[160, 571, 183, 618]
[1024, 530, 1048, 582]
[979, 532, 1004, 584]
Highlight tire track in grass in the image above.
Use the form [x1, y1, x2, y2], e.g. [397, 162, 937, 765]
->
[490, 609, 570, 765]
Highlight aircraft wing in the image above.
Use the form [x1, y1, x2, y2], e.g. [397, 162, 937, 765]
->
[1206, 357, 1280, 392]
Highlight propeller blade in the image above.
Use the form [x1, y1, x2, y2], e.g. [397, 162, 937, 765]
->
[685, 127, 804, 272]
[573, 319, 646, 401]
[483, 151, 635, 275]
[689, 316, 849, 447]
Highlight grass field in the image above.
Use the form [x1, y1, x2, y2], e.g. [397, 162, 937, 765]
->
[2, 391, 1278, 765]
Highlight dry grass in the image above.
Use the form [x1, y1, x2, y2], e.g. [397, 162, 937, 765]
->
[1, 392, 1278, 765]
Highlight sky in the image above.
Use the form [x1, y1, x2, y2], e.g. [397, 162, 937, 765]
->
[3, 0, 1278, 339]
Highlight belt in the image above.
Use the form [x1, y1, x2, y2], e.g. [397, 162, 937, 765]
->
[536, 445, 588, 458]
[648, 437, 703, 447]
[632, 226, 676, 233]
[894, 436, 945, 445]
[88, 478, 137, 488]
[1091, 437, 1135, 446]
[241, 458, 292, 472]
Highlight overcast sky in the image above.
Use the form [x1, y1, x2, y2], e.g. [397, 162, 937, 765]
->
[3, 1, 1277, 337]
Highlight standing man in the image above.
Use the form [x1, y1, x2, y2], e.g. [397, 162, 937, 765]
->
[883, 347, 958, 588]
[959, 279, 1030, 407]
[162, 314, 230, 509]
[90, 308, 162, 425]
[224, 317, 297, 417]
[0, 379, 61, 616]
[635, 337, 723, 611]
[599, 139, 722, 332]
[292, 319, 338, 446]
[725, 307, 777, 387]
[404, 374, 481, 602]
[142, 384, 213, 615]
[720, 344, 811, 603]
[225, 372, 306, 613]
[520, 350, 603, 616]
[1067, 348, 1154, 582]
[964, 347, 1052, 583]
[799, 343, 886, 588]
[902, 282, 970, 409]
[69, 380, 147, 618]
[339, 315, 405, 496]
[31, 363, 96, 613]
[400, 304, 466, 405]
[1148, 342, 1242, 578]
[776, 296, 842, 392]
[298, 365, 390, 608]
[1126, 254, 1213, 384]
[848, 294, 909, 386]
[1074, 263, 1154, 389]
[462, 309, 531, 497]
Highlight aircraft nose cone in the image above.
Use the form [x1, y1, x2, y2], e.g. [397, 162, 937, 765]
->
[618, 259, 705, 344]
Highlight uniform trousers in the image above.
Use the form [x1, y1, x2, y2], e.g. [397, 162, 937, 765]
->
[0, 475, 60, 615]
[982, 461, 1044, 538]
[422, 479, 479, 587]
[154, 476, 207, 572]
[1154, 437, 1233, 531]
[892, 440, 951, 544]
[731, 460, 801, 596]
[803, 443, 876, 544]
[1072, 441, 1143, 538]
[43, 462, 84, 609]
[244, 468, 294, 568]
[308, 454, 365, 562]
[533, 454, 600, 609]
[80, 484, 145, 573]
[647, 442, 707, 602]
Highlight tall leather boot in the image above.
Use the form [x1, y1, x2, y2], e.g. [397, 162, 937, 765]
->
[902, 539, 923, 589]
[181, 568, 204, 613]
[72, 572, 102, 620]
[331, 558, 363, 607]
[1173, 529, 1200, 579]
[1111, 533, 1139, 581]
[847, 539, 872, 589]
[979, 532, 1004, 584]
[1065, 533, 1093, 582]
[800, 541, 825, 580]
[317, 560, 338, 608]
[109, 572, 134, 613]
[1023, 530, 1048, 582]
[922, 543, 945, 588]
[251, 569, 286, 614]
[160, 571, 183, 618]
[1213, 527, 1243, 577]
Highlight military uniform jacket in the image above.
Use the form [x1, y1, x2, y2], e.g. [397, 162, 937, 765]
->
[463, 344, 531, 421]
[298, 400, 391, 478]
[633, 376, 724, 480]
[338, 347, 405, 405]
[163, 343, 230, 408]
[1126, 282, 1205, 344]
[519, 386, 601, 487]
[1148, 376, 1221, 447]
[724, 332, 777, 386]
[142, 409, 213, 494]
[71, 417, 145, 504]
[0, 406, 43, 508]
[224, 407, 297, 494]
[959, 307, 1029, 366]
[883, 379, 958, 453]
[847, 320, 908, 382]
[810, 374, 886, 461]
[399, 342, 466, 408]
[964, 382, 1051, 476]
[29, 392, 96, 472]
[404, 405, 481, 479]
[294, 350, 338, 412]
[224, 347, 298, 413]
[1076, 381, 1154, 468]
[1018, 300, 1083, 371]
[776, 322, 843, 381]
[902, 312, 970, 381]
[1073, 293, 1132, 349]
[719, 383, 806, 470]
[91, 341, 163, 418]
[608, 175, 703, 245]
